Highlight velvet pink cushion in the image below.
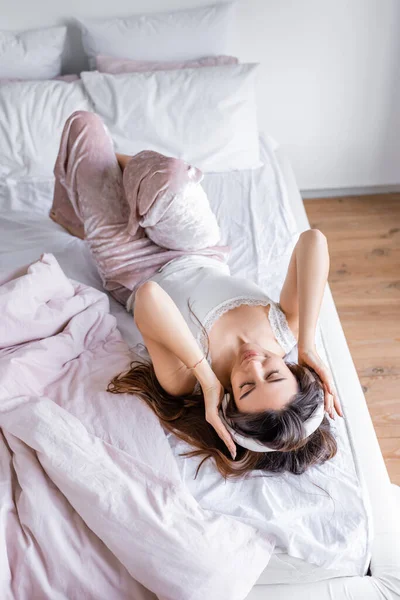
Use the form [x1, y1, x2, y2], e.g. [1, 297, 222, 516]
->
[95, 54, 239, 74]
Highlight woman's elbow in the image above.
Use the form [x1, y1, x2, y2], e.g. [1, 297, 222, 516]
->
[136, 281, 160, 301]
[133, 281, 160, 328]
[301, 228, 327, 244]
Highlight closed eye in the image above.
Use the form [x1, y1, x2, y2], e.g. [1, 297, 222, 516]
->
[239, 370, 286, 399]
[239, 370, 279, 389]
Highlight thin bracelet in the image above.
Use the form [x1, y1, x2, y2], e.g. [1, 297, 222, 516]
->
[188, 356, 205, 371]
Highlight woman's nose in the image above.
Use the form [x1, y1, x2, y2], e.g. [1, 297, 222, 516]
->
[246, 359, 265, 377]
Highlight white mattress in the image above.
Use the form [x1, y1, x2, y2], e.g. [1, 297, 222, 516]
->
[0, 137, 399, 599]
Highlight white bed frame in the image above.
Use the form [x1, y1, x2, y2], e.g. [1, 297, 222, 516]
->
[245, 147, 400, 599]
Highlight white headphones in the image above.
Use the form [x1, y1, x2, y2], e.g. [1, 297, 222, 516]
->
[219, 388, 326, 453]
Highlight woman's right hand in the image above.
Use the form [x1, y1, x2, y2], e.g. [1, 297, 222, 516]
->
[298, 345, 343, 418]
[200, 377, 237, 460]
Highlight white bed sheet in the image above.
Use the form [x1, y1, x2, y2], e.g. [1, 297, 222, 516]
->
[245, 144, 400, 599]
[0, 136, 378, 592]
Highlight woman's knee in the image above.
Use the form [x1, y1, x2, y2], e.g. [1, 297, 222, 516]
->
[63, 110, 114, 157]
[68, 109, 100, 125]
[66, 110, 104, 139]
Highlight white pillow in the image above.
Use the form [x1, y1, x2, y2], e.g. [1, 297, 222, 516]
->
[76, 2, 236, 70]
[0, 26, 67, 79]
[0, 80, 93, 179]
[80, 64, 262, 173]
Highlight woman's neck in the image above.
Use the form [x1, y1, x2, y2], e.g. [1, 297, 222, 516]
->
[207, 305, 284, 390]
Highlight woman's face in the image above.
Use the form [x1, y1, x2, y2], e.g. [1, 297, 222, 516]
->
[229, 343, 298, 413]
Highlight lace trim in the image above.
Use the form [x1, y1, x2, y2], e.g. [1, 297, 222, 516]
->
[192, 296, 297, 395]
[196, 296, 297, 365]
[268, 302, 298, 355]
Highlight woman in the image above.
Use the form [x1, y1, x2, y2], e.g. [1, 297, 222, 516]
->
[51, 110, 343, 479]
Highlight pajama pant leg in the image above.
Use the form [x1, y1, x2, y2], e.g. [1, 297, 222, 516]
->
[51, 110, 230, 307]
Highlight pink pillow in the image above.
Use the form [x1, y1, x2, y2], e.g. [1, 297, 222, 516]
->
[95, 54, 239, 74]
[0, 74, 79, 84]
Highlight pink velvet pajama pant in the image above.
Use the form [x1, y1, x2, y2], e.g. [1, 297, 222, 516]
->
[50, 110, 228, 307]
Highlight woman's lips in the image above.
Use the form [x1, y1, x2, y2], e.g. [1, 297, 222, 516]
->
[241, 351, 261, 364]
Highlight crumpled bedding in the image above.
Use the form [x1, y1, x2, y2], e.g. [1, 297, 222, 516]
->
[0, 134, 373, 593]
[0, 253, 274, 600]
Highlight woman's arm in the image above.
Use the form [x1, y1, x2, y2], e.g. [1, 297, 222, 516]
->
[279, 230, 343, 417]
[279, 228, 329, 349]
[134, 281, 237, 458]
[297, 228, 330, 349]
[134, 281, 218, 391]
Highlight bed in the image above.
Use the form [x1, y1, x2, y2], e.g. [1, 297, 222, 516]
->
[1, 133, 399, 599]
[1, 6, 399, 599]
[248, 142, 400, 598]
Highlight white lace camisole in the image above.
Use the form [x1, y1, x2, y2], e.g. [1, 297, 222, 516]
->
[128, 254, 298, 392]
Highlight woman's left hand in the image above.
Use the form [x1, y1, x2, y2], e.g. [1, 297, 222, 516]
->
[200, 376, 237, 460]
[298, 346, 343, 419]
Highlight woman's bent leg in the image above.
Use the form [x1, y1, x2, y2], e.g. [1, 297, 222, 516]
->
[51, 110, 128, 237]
[51, 111, 230, 306]
[51, 110, 137, 304]
[50, 177, 85, 239]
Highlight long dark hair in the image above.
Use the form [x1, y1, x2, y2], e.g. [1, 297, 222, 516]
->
[108, 301, 337, 481]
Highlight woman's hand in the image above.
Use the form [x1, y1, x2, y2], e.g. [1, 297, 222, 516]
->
[298, 346, 343, 419]
[200, 376, 237, 460]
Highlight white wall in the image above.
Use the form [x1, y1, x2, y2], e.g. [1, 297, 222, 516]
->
[2, 0, 400, 191]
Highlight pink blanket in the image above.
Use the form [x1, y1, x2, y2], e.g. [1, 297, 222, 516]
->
[0, 254, 274, 600]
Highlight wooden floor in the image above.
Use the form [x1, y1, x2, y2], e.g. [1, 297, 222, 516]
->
[304, 194, 400, 485]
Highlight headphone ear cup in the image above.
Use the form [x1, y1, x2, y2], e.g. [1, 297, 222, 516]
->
[221, 393, 230, 412]
[219, 393, 230, 423]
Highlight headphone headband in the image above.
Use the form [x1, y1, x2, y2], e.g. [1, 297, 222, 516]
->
[219, 388, 325, 453]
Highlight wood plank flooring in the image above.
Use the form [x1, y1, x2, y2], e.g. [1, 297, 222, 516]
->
[303, 194, 400, 485]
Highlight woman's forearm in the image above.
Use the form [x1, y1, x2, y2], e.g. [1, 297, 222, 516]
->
[297, 230, 330, 350]
[133, 281, 217, 386]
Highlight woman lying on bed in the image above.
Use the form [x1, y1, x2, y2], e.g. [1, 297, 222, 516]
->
[50, 110, 343, 480]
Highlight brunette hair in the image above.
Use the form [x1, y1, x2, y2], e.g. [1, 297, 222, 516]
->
[108, 303, 337, 481]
